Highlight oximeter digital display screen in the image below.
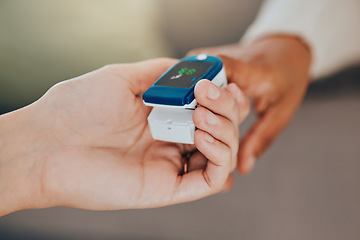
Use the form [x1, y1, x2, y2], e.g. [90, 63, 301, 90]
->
[155, 61, 214, 88]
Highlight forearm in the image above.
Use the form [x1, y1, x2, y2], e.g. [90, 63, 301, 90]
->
[0, 106, 48, 216]
[239, 35, 311, 79]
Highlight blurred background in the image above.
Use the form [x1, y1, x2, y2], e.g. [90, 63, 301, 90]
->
[1, 0, 360, 239]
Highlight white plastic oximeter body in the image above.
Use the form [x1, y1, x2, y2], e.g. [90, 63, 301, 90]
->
[143, 54, 227, 144]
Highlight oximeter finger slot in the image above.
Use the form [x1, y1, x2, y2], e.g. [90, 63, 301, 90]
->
[148, 108, 195, 144]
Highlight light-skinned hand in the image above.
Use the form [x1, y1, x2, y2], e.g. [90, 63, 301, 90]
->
[0, 58, 249, 216]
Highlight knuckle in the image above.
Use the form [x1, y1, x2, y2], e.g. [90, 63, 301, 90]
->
[100, 64, 123, 73]
[157, 57, 176, 64]
[101, 64, 116, 70]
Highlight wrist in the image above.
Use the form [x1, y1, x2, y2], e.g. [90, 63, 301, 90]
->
[0, 104, 53, 216]
[236, 35, 312, 95]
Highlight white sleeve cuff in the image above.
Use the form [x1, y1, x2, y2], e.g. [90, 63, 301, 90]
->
[241, 0, 360, 79]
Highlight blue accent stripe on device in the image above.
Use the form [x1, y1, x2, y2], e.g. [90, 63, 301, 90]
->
[143, 55, 223, 106]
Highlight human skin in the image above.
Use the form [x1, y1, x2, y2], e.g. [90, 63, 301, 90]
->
[0, 58, 249, 216]
[188, 35, 311, 174]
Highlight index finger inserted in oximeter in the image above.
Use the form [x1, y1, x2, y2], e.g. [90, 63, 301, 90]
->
[143, 54, 227, 144]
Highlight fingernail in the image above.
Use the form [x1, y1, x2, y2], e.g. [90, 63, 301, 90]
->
[206, 112, 219, 125]
[204, 133, 215, 143]
[244, 155, 256, 173]
[207, 84, 220, 100]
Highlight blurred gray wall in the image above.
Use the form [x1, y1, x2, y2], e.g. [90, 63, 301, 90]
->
[0, 0, 262, 112]
[0, 0, 172, 109]
[158, 0, 263, 56]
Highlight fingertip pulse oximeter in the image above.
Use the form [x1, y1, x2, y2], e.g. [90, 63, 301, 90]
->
[143, 54, 227, 144]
